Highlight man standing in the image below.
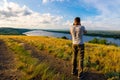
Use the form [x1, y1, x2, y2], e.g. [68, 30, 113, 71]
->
[70, 17, 87, 79]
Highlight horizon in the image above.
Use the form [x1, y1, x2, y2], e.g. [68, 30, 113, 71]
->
[1, 27, 120, 31]
[0, 0, 120, 30]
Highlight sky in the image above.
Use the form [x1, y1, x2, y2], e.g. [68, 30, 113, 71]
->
[0, 0, 120, 30]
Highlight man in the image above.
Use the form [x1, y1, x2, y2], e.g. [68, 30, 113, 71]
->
[70, 17, 87, 79]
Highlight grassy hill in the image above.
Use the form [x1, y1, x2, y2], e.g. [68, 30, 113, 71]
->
[0, 27, 32, 35]
[0, 35, 120, 80]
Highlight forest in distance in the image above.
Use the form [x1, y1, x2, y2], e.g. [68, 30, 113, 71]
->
[41, 29, 120, 39]
[0, 27, 32, 35]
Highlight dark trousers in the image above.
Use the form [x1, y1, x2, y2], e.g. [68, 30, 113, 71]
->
[72, 44, 84, 75]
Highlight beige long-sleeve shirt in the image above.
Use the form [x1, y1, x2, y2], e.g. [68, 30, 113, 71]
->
[70, 25, 86, 45]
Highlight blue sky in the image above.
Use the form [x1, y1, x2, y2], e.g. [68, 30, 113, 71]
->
[0, 0, 120, 30]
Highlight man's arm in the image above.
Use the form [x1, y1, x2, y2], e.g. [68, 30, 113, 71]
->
[70, 27, 72, 35]
[83, 26, 87, 34]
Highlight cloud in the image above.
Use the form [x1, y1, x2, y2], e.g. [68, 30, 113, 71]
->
[0, 2, 32, 17]
[0, 0, 63, 29]
[64, 20, 72, 26]
[81, 16, 120, 30]
[83, 0, 120, 15]
[42, 0, 48, 3]
[42, 0, 64, 3]
[80, 0, 120, 30]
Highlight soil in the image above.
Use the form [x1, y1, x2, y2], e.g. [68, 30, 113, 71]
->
[0, 40, 21, 80]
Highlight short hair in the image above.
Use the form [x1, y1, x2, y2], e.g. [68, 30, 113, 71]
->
[73, 17, 81, 25]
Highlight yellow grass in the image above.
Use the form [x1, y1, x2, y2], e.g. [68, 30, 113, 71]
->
[0, 35, 120, 79]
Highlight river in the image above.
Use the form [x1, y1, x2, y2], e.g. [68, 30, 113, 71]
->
[24, 30, 120, 46]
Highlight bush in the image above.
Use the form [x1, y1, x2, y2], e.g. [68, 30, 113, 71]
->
[106, 72, 120, 80]
[88, 38, 117, 46]
[61, 36, 68, 39]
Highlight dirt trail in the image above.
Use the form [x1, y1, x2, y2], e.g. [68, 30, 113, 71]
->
[10, 38, 77, 80]
[0, 39, 21, 80]
[9, 38, 107, 80]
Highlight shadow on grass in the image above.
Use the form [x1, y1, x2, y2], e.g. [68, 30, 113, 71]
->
[84, 71, 107, 80]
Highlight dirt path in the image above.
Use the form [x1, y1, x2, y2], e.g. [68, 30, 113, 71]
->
[9, 38, 107, 80]
[0, 39, 21, 80]
[10, 38, 77, 80]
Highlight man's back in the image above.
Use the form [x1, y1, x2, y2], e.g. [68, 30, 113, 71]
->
[70, 25, 85, 45]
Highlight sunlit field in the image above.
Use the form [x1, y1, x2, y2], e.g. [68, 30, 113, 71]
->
[0, 35, 120, 80]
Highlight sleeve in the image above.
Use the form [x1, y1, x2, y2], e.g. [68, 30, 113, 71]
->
[70, 27, 73, 35]
[82, 26, 87, 33]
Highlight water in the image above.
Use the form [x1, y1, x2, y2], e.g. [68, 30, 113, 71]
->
[24, 30, 120, 46]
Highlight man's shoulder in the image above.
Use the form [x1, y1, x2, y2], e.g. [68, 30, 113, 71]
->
[71, 25, 75, 27]
[70, 25, 75, 29]
[70, 25, 85, 29]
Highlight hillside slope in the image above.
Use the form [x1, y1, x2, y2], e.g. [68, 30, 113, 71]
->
[0, 35, 120, 80]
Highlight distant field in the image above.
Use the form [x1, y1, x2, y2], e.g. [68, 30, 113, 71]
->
[0, 35, 120, 80]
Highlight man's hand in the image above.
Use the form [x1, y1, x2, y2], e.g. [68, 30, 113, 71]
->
[84, 30, 87, 34]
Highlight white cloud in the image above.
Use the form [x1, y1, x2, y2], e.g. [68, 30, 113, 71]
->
[42, 0, 64, 3]
[42, 0, 48, 3]
[80, 0, 120, 30]
[0, 2, 33, 17]
[81, 16, 120, 30]
[64, 20, 72, 26]
[0, 0, 63, 29]
[83, 0, 120, 15]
